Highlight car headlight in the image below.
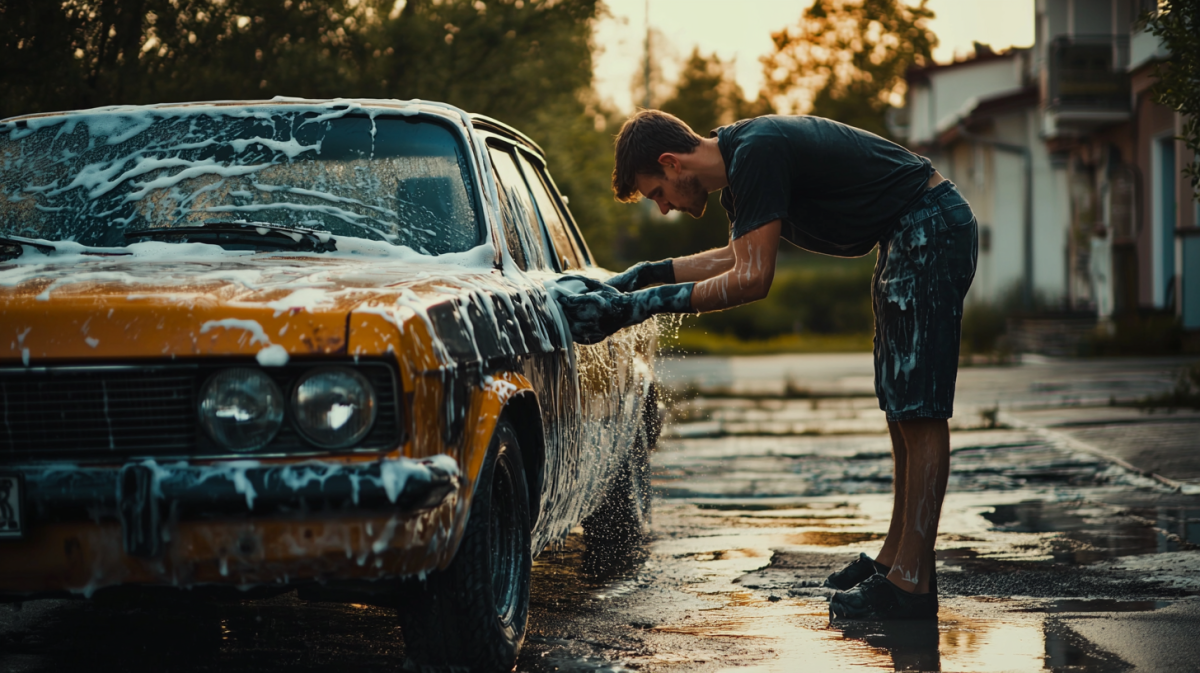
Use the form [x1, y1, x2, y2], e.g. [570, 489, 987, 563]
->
[291, 367, 377, 448]
[199, 368, 285, 451]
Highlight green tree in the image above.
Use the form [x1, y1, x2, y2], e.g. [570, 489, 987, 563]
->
[366, 0, 599, 127]
[1145, 0, 1200, 201]
[760, 0, 936, 138]
[660, 47, 772, 135]
[0, 0, 630, 265]
[359, 1, 622, 266]
[0, 0, 366, 117]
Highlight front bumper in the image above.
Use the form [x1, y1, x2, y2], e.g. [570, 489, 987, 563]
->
[0, 456, 461, 597]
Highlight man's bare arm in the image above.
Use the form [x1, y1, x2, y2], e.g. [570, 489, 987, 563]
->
[690, 220, 780, 312]
[671, 244, 737, 282]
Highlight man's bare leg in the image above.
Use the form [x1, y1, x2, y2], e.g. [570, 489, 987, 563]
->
[874, 421, 908, 568]
[886, 418, 950, 594]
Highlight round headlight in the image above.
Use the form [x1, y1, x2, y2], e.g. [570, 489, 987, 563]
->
[291, 368, 377, 449]
[199, 368, 285, 451]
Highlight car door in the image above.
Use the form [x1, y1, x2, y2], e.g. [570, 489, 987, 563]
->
[480, 138, 595, 547]
[502, 144, 652, 541]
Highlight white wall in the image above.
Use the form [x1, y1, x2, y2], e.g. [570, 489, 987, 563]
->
[1129, 29, 1167, 71]
[907, 58, 1024, 146]
[1026, 108, 1069, 301]
[992, 147, 1028, 299]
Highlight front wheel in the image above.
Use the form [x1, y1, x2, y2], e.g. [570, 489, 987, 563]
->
[400, 418, 532, 672]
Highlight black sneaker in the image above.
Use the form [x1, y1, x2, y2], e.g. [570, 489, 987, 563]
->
[824, 553, 889, 591]
[829, 574, 938, 620]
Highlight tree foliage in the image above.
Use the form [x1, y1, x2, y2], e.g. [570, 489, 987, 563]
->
[0, 0, 599, 117]
[0, 0, 634, 264]
[1145, 0, 1200, 201]
[0, 0, 369, 115]
[660, 47, 771, 136]
[760, 0, 936, 138]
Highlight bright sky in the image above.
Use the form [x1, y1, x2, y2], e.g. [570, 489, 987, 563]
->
[593, 0, 1036, 112]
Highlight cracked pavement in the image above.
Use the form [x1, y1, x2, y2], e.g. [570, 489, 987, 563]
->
[2, 354, 1198, 672]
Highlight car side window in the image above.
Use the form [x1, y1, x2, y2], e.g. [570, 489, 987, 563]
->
[515, 151, 585, 272]
[538, 164, 594, 266]
[487, 145, 548, 271]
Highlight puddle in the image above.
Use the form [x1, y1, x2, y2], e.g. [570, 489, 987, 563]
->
[784, 531, 885, 547]
[517, 383, 1200, 671]
[824, 603, 1137, 672]
[983, 501, 1200, 562]
[529, 533, 651, 609]
[1043, 618, 1132, 672]
[689, 549, 766, 562]
[1038, 599, 1172, 613]
[695, 501, 849, 512]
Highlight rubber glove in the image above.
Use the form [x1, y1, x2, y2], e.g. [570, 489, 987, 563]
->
[606, 259, 675, 293]
[554, 276, 695, 345]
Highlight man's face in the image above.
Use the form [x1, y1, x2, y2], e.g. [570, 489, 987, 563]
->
[635, 170, 708, 218]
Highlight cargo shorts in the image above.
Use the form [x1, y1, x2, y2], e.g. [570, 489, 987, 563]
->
[872, 180, 978, 422]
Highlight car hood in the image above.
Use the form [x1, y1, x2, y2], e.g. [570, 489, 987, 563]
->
[0, 243, 549, 367]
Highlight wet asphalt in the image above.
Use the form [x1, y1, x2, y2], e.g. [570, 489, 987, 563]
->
[2, 354, 1199, 672]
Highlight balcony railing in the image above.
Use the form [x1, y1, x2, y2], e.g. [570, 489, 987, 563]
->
[1047, 35, 1131, 113]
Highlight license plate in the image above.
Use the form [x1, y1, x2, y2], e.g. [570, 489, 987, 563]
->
[0, 473, 24, 539]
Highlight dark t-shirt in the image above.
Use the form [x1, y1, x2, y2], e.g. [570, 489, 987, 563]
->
[715, 115, 933, 257]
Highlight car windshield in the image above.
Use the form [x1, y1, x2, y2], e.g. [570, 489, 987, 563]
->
[0, 106, 481, 255]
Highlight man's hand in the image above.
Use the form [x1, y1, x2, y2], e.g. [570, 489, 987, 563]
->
[553, 276, 696, 345]
[606, 259, 675, 293]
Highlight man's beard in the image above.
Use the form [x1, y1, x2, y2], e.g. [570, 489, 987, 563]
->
[677, 173, 708, 218]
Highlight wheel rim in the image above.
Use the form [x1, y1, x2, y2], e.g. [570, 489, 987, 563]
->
[489, 447, 521, 625]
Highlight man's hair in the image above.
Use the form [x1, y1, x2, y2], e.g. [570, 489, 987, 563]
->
[612, 109, 703, 203]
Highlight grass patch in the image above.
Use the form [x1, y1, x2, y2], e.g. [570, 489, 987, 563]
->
[1081, 313, 1184, 356]
[1135, 361, 1200, 410]
[661, 328, 873, 355]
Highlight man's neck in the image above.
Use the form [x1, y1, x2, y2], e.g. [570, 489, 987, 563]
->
[691, 137, 728, 193]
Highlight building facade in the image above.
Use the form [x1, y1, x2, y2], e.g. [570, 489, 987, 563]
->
[895, 0, 1197, 339]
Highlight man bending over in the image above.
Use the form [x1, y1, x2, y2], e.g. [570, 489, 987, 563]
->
[557, 110, 977, 620]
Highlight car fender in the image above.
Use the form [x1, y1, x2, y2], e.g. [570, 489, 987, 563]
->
[435, 370, 538, 568]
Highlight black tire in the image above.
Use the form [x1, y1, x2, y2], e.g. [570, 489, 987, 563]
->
[400, 418, 532, 672]
[582, 426, 651, 562]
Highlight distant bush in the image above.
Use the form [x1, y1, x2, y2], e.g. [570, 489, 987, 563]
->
[961, 300, 1010, 356]
[661, 329, 873, 355]
[1136, 361, 1200, 410]
[1081, 313, 1184, 356]
[686, 257, 875, 341]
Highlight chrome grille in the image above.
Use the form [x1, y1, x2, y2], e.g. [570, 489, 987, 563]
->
[0, 362, 402, 461]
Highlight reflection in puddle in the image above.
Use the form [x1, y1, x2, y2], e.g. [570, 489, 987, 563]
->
[785, 531, 885, 547]
[695, 501, 850, 512]
[1044, 618, 1132, 672]
[983, 501, 1200, 562]
[1038, 599, 1172, 613]
[530, 533, 649, 609]
[828, 604, 1133, 672]
[830, 609, 1052, 672]
[690, 549, 765, 562]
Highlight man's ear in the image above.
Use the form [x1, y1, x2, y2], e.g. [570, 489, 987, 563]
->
[657, 152, 682, 175]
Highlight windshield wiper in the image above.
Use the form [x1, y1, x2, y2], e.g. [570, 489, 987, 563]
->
[0, 235, 57, 255]
[1, 234, 130, 260]
[124, 220, 337, 253]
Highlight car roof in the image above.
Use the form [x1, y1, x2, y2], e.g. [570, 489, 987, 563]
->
[0, 97, 466, 130]
[467, 115, 546, 159]
[3, 99, 546, 159]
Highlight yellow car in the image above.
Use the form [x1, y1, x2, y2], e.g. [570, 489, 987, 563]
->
[0, 99, 659, 671]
